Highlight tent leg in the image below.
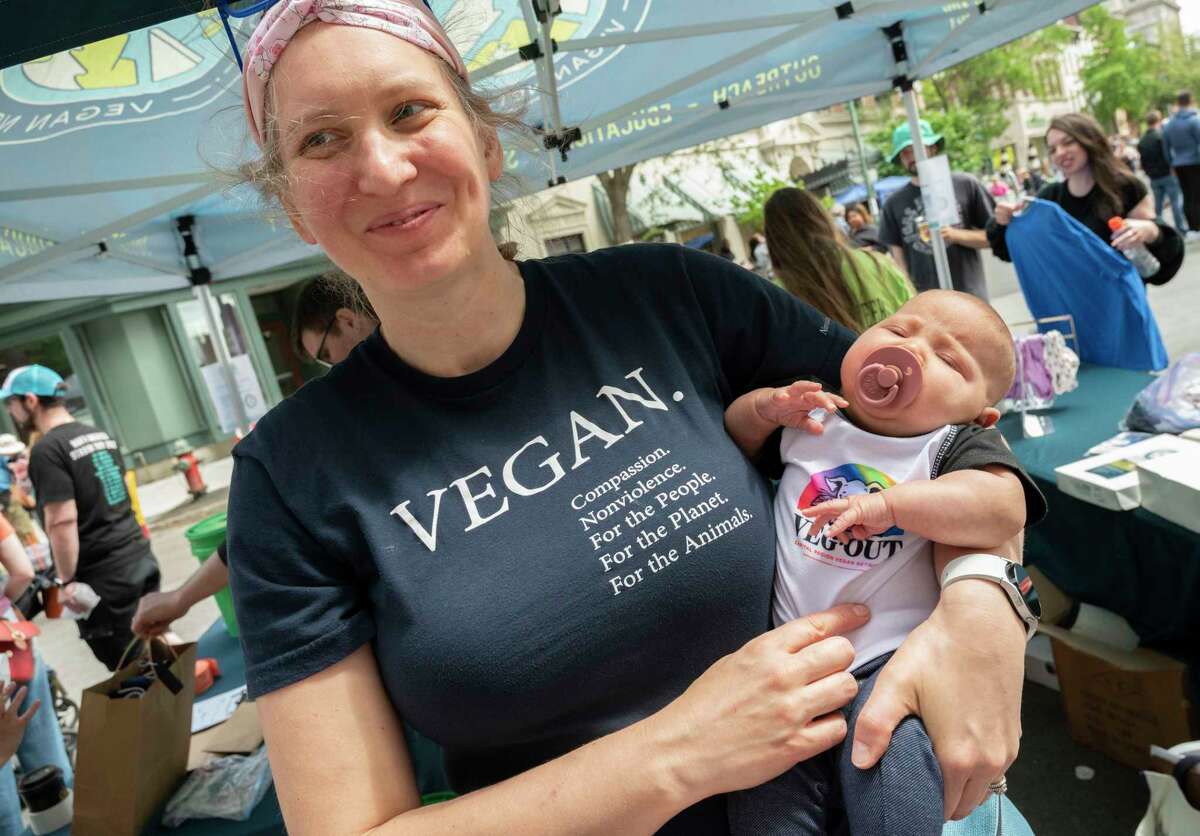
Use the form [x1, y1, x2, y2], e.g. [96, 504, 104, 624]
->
[901, 88, 953, 291]
[194, 283, 249, 434]
[848, 99, 878, 216]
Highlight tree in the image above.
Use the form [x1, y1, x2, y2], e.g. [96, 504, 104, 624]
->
[871, 22, 1075, 175]
[1078, 6, 1163, 131]
[595, 164, 637, 243]
[729, 170, 793, 230]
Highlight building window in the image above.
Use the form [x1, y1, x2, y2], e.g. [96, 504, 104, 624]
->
[545, 234, 586, 256]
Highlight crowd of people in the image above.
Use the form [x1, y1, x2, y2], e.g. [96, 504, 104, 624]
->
[0, 2, 1191, 830]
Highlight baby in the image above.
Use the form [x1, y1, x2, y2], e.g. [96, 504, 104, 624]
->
[724, 290, 1046, 835]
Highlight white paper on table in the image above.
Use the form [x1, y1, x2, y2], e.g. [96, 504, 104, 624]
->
[191, 685, 247, 734]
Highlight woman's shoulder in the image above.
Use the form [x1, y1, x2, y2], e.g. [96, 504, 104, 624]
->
[1036, 181, 1066, 202]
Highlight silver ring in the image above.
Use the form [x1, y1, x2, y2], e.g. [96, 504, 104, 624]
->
[988, 776, 1008, 795]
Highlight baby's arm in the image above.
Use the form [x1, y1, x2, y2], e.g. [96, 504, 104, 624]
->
[803, 465, 1027, 548]
[724, 382, 848, 460]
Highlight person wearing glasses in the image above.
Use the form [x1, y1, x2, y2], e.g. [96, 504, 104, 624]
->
[131, 274, 378, 637]
[292, 271, 380, 368]
[220, 3, 1033, 833]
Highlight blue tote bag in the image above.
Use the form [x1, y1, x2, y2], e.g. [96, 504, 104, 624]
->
[1006, 200, 1168, 371]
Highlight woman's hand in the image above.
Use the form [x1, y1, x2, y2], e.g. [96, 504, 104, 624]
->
[1111, 218, 1160, 250]
[851, 580, 1025, 821]
[993, 203, 1015, 226]
[650, 604, 869, 801]
[132, 590, 186, 637]
[0, 682, 39, 763]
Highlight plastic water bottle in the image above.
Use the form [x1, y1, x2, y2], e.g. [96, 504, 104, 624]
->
[1107, 217, 1160, 278]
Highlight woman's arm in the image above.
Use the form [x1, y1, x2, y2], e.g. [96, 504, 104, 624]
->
[260, 608, 870, 836]
[851, 534, 1027, 822]
[0, 532, 34, 601]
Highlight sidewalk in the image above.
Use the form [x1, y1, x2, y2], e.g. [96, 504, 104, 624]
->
[138, 456, 234, 522]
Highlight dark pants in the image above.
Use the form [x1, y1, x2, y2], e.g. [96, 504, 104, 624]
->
[76, 542, 161, 670]
[728, 653, 944, 836]
[1176, 164, 1200, 231]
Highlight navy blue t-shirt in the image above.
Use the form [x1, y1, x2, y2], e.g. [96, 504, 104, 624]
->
[227, 244, 852, 832]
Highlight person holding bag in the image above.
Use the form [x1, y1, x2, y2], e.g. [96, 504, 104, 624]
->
[989, 112, 1184, 285]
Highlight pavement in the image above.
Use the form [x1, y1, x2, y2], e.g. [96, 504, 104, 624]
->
[32, 238, 1200, 834]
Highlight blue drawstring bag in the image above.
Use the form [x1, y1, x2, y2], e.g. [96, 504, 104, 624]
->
[944, 794, 1035, 836]
[1006, 200, 1168, 372]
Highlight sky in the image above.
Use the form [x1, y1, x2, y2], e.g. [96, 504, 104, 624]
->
[1182, 3, 1199, 35]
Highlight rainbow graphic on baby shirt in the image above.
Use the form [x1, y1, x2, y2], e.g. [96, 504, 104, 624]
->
[797, 463, 904, 538]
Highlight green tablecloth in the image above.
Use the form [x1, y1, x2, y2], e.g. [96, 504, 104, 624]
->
[997, 364, 1200, 649]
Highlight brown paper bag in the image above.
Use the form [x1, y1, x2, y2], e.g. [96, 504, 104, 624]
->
[72, 640, 197, 836]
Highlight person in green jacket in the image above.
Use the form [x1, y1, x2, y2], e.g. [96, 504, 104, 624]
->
[765, 187, 915, 333]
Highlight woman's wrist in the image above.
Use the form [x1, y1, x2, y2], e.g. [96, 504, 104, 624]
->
[631, 707, 714, 812]
[938, 576, 1027, 644]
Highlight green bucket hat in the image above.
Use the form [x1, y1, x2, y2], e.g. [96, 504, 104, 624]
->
[888, 119, 943, 162]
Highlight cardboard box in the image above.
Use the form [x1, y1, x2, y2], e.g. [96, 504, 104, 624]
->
[1043, 624, 1194, 771]
[1054, 434, 1198, 511]
[1137, 445, 1200, 534]
[1025, 632, 1060, 691]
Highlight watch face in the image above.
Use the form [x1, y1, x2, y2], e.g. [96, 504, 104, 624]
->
[1006, 562, 1042, 619]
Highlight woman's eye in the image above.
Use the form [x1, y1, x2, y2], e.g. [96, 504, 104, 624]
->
[299, 131, 336, 153]
[391, 102, 429, 123]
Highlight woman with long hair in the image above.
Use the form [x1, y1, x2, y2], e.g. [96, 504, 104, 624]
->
[765, 188, 914, 332]
[988, 112, 1183, 283]
[844, 202, 887, 253]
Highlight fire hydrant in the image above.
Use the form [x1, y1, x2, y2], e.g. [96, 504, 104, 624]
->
[171, 439, 208, 499]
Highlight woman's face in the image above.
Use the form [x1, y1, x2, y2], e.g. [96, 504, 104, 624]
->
[271, 25, 502, 295]
[846, 209, 865, 231]
[1046, 128, 1088, 178]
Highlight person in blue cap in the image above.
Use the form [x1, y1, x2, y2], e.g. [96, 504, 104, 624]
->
[877, 120, 996, 299]
[2, 365, 161, 670]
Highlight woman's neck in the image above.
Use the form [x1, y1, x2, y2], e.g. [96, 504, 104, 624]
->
[1067, 166, 1095, 198]
[374, 246, 525, 378]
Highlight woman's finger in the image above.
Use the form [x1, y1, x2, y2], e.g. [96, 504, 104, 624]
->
[951, 774, 993, 821]
[797, 670, 859, 719]
[790, 636, 857, 685]
[772, 605, 870, 655]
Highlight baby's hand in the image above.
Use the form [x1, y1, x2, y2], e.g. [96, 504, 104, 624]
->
[802, 491, 895, 542]
[753, 382, 848, 435]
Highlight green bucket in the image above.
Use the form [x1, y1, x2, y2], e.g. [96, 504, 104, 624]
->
[184, 512, 239, 638]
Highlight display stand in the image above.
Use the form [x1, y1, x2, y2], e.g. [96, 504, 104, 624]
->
[1008, 314, 1078, 439]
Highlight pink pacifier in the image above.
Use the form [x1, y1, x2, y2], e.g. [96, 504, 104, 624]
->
[857, 346, 922, 409]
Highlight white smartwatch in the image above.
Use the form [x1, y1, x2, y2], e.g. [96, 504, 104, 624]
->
[939, 554, 1041, 641]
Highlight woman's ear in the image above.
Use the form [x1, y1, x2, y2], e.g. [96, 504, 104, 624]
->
[973, 407, 1001, 429]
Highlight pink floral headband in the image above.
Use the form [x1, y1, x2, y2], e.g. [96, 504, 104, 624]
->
[241, 0, 468, 148]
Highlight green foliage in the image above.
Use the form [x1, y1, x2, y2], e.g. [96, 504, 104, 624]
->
[729, 170, 794, 230]
[1078, 6, 1165, 131]
[870, 23, 1074, 176]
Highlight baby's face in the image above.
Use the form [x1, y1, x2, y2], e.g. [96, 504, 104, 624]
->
[841, 299, 997, 437]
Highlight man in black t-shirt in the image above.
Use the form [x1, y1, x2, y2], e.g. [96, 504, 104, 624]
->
[2, 365, 160, 670]
[1140, 110, 1189, 235]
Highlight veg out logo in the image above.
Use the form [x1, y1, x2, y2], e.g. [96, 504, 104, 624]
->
[0, 12, 244, 145]
[437, 0, 653, 90]
[793, 463, 905, 571]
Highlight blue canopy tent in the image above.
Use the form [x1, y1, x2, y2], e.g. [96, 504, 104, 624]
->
[0, 1, 1097, 419]
[835, 175, 912, 207]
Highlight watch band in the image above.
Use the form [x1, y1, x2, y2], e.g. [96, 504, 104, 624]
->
[940, 554, 1041, 641]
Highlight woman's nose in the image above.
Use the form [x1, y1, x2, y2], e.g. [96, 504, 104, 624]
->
[354, 129, 417, 195]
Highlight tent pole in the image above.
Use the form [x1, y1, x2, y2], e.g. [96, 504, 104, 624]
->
[848, 99, 878, 215]
[901, 87, 953, 291]
[194, 282, 249, 434]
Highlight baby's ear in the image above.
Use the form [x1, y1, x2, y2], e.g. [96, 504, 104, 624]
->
[973, 407, 1000, 429]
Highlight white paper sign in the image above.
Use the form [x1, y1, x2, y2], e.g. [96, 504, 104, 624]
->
[199, 354, 268, 433]
[916, 154, 960, 227]
[191, 684, 248, 733]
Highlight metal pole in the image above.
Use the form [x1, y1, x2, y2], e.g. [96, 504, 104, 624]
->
[848, 99, 878, 216]
[901, 87, 953, 291]
[193, 283, 249, 432]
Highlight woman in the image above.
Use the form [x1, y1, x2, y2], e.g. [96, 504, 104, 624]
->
[843, 201, 887, 253]
[990, 113, 1184, 284]
[765, 189, 913, 332]
[227, 3, 1029, 833]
